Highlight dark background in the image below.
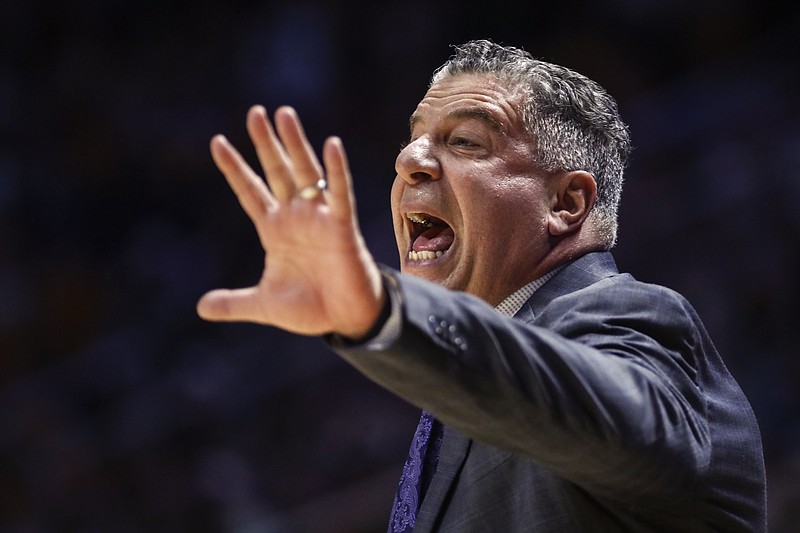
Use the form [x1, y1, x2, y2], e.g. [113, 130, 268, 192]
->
[1, 0, 798, 531]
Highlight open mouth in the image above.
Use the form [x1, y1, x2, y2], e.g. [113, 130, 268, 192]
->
[406, 212, 454, 261]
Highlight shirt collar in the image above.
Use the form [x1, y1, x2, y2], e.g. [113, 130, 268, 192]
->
[494, 267, 563, 317]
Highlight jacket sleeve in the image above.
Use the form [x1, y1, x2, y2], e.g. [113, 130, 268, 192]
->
[330, 269, 712, 504]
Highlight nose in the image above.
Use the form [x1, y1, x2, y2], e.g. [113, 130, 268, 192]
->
[395, 136, 441, 185]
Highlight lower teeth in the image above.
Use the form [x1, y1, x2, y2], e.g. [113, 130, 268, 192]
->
[408, 250, 444, 261]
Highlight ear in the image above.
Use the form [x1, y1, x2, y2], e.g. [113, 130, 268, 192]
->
[546, 170, 597, 237]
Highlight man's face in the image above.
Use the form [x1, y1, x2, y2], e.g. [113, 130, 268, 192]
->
[391, 73, 555, 306]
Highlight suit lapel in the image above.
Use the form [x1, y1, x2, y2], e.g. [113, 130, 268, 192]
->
[413, 426, 471, 532]
[409, 252, 620, 531]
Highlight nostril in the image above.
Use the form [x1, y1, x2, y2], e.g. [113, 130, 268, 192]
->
[410, 171, 433, 183]
[395, 139, 440, 183]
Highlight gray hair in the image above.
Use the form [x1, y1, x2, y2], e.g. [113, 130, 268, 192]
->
[431, 40, 631, 248]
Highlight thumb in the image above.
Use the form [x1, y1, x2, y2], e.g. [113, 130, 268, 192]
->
[196, 287, 264, 323]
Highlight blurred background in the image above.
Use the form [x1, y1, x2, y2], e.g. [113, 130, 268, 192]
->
[1, 0, 798, 531]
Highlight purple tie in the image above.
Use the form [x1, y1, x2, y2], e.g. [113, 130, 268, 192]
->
[388, 411, 443, 533]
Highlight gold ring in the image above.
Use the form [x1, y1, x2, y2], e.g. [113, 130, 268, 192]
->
[298, 178, 327, 200]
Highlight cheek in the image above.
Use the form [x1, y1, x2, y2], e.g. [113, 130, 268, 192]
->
[390, 178, 405, 235]
[465, 185, 548, 250]
[390, 176, 403, 207]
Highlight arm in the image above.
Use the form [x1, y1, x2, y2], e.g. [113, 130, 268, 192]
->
[332, 270, 711, 503]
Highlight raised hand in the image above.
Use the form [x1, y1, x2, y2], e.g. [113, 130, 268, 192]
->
[196, 106, 385, 338]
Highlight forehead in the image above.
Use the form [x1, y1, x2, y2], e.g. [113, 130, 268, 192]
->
[410, 73, 526, 134]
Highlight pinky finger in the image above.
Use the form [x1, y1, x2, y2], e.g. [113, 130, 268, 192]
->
[322, 136, 357, 222]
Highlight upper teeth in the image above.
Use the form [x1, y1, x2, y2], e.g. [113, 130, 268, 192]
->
[407, 212, 432, 227]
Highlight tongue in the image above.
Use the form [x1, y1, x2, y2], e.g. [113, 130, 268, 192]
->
[412, 225, 454, 252]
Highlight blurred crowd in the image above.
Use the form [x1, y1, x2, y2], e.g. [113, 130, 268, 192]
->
[1, 1, 798, 531]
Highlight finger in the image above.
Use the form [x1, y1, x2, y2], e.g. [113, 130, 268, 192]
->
[210, 135, 277, 221]
[246, 106, 296, 202]
[273, 106, 325, 190]
[196, 287, 267, 323]
[323, 136, 357, 222]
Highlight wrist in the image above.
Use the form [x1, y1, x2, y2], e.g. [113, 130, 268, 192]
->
[329, 266, 401, 347]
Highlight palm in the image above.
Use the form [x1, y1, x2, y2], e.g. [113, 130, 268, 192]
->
[197, 106, 384, 338]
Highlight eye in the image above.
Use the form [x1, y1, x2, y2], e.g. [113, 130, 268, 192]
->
[450, 136, 479, 148]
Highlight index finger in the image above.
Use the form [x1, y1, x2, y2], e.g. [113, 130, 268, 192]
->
[210, 134, 276, 221]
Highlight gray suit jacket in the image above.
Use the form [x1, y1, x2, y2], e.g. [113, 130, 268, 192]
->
[332, 252, 767, 531]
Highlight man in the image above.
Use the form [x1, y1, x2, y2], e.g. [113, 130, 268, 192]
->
[197, 40, 767, 531]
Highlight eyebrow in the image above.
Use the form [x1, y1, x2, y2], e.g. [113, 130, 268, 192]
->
[408, 107, 505, 135]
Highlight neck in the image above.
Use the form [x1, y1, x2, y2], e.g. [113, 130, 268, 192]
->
[538, 232, 607, 277]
